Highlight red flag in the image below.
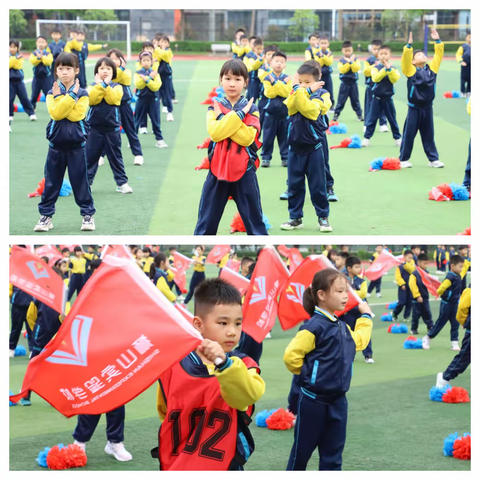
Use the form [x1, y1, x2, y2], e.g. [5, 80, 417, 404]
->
[226, 258, 241, 272]
[220, 267, 250, 296]
[359, 267, 365, 278]
[100, 245, 133, 260]
[35, 245, 62, 267]
[278, 255, 362, 331]
[175, 303, 194, 323]
[206, 245, 230, 264]
[288, 248, 304, 273]
[172, 252, 193, 293]
[277, 245, 291, 258]
[417, 267, 441, 298]
[242, 246, 290, 342]
[10, 256, 203, 416]
[9, 246, 67, 314]
[364, 250, 402, 281]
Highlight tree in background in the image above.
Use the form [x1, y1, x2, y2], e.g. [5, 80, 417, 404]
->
[381, 10, 429, 41]
[288, 10, 319, 42]
[82, 10, 118, 40]
[9, 10, 28, 38]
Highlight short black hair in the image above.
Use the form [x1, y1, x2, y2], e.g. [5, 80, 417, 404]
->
[417, 253, 429, 262]
[411, 245, 420, 251]
[69, 29, 78, 34]
[139, 51, 153, 64]
[94, 57, 117, 80]
[41, 256, 50, 264]
[142, 247, 152, 255]
[309, 33, 318, 40]
[194, 278, 242, 318]
[142, 41, 154, 50]
[327, 249, 339, 262]
[264, 44, 278, 54]
[159, 35, 170, 44]
[154, 32, 164, 40]
[54, 52, 79, 74]
[371, 39, 383, 46]
[90, 259, 103, 273]
[379, 44, 391, 52]
[346, 256, 362, 269]
[241, 256, 254, 266]
[236, 28, 246, 34]
[342, 41, 353, 49]
[337, 252, 349, 260]
[318, 35, 328, 41]
[74, 246, 82, 253]
[458, 245, 469, 252]
[450, 254, 465, 266]
[239, 35, 248, 41]
[298, 62, 320, 81]
[61, 247, 70, 254]
[107, 48, 126, 64]
[77, 30, 86, 36]
[9, 39, 20, 49]
[220, 59, 249, 81]
[403, 249, 414, 257]
[413, 49, 423, 58]
[249, 36, 257, 41]
[253, 38, 263, 47]
[36, 36, 47, 42]
[272, 51, 287, 61]
[51, 29, 61, 34]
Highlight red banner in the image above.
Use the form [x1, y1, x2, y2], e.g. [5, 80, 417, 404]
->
[226, 258, 241, 273]
[364, 250, 402, 281]
[10, 256, 203, 416]
[35, 245, 62, 267]
[277, 245, 291, 258]
[417, 267, 442, 298]
[206, 245, 230, 264]
[100, 245, 133, 260]
[9, 246, 67, 314]
[172, 252, 193, 293]
[288, 248, 304, 273]
[175, 303, 194, 323]
[242, 246, 290, 342]
[220, 267, 250, 296]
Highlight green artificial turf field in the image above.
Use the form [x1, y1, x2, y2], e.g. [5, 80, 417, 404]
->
[9, 56, 470, 235]
[9, 265, 471, 471]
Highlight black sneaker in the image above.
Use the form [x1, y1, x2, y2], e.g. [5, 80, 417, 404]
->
[357, 115, 364, 121]
[261, 160, 270, 168]
[327, 188, 338, 202]
[332, 114, 339, 122]
[279, 190, 289, 200]
[281, 159, 288, 167]
[410, 329, 418, 335]
[280, 219, 303, 231]
[318, 217, 332, 232]
[81, 215, 96, 231]
[33, 215, 53, 232]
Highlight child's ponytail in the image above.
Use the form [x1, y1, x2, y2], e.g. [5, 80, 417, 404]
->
[302, 285, 317, 317]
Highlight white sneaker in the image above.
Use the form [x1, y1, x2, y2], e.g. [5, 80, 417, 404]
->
[105, 441, 132, 462]
[176, 295, 185, 302]
[361, 138, 370, 147]
[422, 335, 431, 350]
[394, 138, 402, 147]
[451, 341, 460, 351]
[172, 99, 178, 104]
[400, 161, 413, 169]
[81, 215, 95, 231]
[74, 440, 86, 451]
[265, 332, 272, 339]
[116, 183, 133, 194]
[376, 293, 382, 298]
[379, 124, 389, 133]
[139, 127, 148, 134]
[127, 143, 130, 148]
[98, 156, 105, 166]
[429, 160, 445, 168]
[436, 372, 449, 388]
[9, 116, 13, 122]
[166, 113, 174, 122]
[9, 124, 12, 133]
[365, 357, 375, 364]
[134, 155, 144, 166]
[9, 349, 15, 358]
[363, 125, 366, 133]
[162, 106, 168, 114]
[33, 215, 53, 232]
[436, 271, 444, 275]
[366, 293, 371, 298]
[156, 139, 168, 148]
[30, 114, 37, 121]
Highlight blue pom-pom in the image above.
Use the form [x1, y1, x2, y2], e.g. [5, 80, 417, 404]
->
[370, 157, 385, 171]
[17, 104, 25, 113]
[386, 301, 398, 310]
[329, 124, 348, 134]
[347, 134, 362, 148]
[449, 182, 470, 201]
[381, 313, 393, 322]
[391, 324, 408, 334]
[403, 339, 424, 349]
[40, 93, 46, 102]
[262, 214, 272, 230]
[443, 432, 460, 456]
[430, 385, 452, 402]
[59, 178, 72, 197]
[452, 91, 462, 98]
[36, 447, 50, 467]
[255, 409, 277, 427]
[14, 345, 26, 356]
[9, 390, 17, 407]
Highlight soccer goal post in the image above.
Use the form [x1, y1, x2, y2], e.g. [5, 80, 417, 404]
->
[36, 19, 132, 60]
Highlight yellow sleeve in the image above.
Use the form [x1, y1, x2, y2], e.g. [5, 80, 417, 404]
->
[305, 50, 312, 61]
[230, 111, 259, 147]
[103, 84, 123, 106]
[244, 56, 254, 72]
[83, 252, 95, 261]
[9, 283, 13, 298]
[251, 56, 264, 71]
[232, 43, 244, 57]
[357, 280, 367, 300]
[154, 47, 173, 64]
[364, 60, 375, 78]
[456, 288, 471, 326]
[9, 56, 17, 69]
[338, 61, 351, 74]
[264, 79, 292, 99]
[437, 279, 452, 297]
[72, 39, 83, 51]
[387, 68, 401, 83]
[395, 267, 405, 287]
[64, 41, 72, 53]
[405, 261, 416, 274]
[30, 53, 41, 66]
[116, 67, 132, 87]
[207, 108, 243, 142]
[145, 74, 161, 92]
[42, 51, 54, 66]
[26, 302, 38, 331]
[460, 259, 471, 279]
[134, 72, 146, 90]
[295, 88, 329, 120]
[14, 57, 24, 70]
[166, 269, 175, 282]
[156, 382, 167, 420]
[319, 52, 333, 66]
[446, 252, 450, 262]
[346, 315, 373, 351]
[350, 59, 362, 73]
[433, 250, 437, 260]
[284, 91, 299, 116]
[283, 329, 316, 375]
[429, 41, 444, 74]
[87, 43, 103, 52]
[371, 66, 387, 83]
[46, 94, 77, 121]
[156, 276, 176, 303]
[401, 45, 416, 77]
[467, 98, 471, 115]
[67, 96, 89, 122]
[456, 45, 464, 63]
[213, 357, 265, 411]
[258, 67, 272, 82]
[409, 274, 421, 299]
[87, 84, 105, 106]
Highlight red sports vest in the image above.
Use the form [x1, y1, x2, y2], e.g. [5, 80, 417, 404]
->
[210, 103, 262, 183]
[158, 354, 257, 471]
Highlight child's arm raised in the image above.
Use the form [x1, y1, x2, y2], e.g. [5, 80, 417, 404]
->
[154, 46, 173, 64]
[283, 328, 316, 375]
[134, 72, 147, 90]
[456, 288, 471, 326]
[319, 51, 333, 66]
[338, 60, 351, 74]
[294, 85, 331, 120]
[145, 72, 162, 92]
[29, 51, 42, 66]
[230, 101, 260, 146]
[87, 43, 107, 52]
[350, 58, 362, 73]
[47, 80, 88, 121]
[401, 32, 416, 77]
[103, 82, 124, 106]
[363, 59, 376, 79]
[428, 29, 444, 74]
[42, 49, 54, 66]
[346, 307, 373, 351]
[264, 76, 293, 99]
[87, 75, 107, 106]
[459, 259, 471, 280]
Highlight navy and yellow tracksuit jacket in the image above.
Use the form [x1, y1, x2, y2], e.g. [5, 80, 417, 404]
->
[30, 48, 54, 78]
[263, 73, 292, 118]
[134, 68, 162, 98]
[244, 51, 264, 80]
[409, 270, 430, 300]
[395, 260, 416, 288]
[154, 47, 173, 76]
[153, 268, 176, 303]
[305, 45, 320, 61]
[364, 55, 379, 87]
[27, 298, 64, 350]
[314, 49, 334, 78]
[48, 40, 66, 61]
[370, 66, 401, 98]
[9, 54, 25, 82]
[69, 256, 87, 274]
[437, 260, 471, 303]
[457, 286, 471, 331]
[10, 285, 32, 308]
[86, 80, 123, 130]
[65, 39, 103, 61]
[232, 42, 251, 61]
[456, 43, 471, 67]
[114, 66, 134, 104]
[338, 57, 361, 83]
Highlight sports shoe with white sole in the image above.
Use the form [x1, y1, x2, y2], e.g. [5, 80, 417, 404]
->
[116, 183, 133, 194]
[379, 124, 389, 133]
[172, 99, 178, 104]
[279, 190, 288, 200]
[20, 398, 31, 406]
[9, 116, 13, 122]
[98, 156, 105, 166]
[376, 292, 382, 298]
[451, 341, 460, 351]
[361, 138, 370, 147]
[318, 217, 332, 232]
[394, 138, 402, 147]
[30, 114, 37, 121]
[422, 335, 431, 350]
[134, 155, 144, 166]
[436, 372, 450, 388]
[156, 139, 168, 148]
[429, 160, 445, 168]
[363, 125, 366, 133]
[162, 106, 168, 114]
[9, 124, 12, 133]
[281, 219, 303, 231]
[105, 441, 133, 462]
[400, 161, 413, 168]
[81, 215, 95, 231]
[166, 112, 174, 122]
[365, 357, 375, 364]
[139, 127, 148, 134]
[265, 332, 272, 339]
[34, 215, 53, 232]
[9, 349, 15, 358]
[366, 293, 371, 298]
[74, 440, 86, 451]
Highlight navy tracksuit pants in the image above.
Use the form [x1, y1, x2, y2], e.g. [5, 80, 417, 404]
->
[340, 310, 373, 358]
[194, 169, 268, 235]
[287, 147, 329, 220]
[367, 277, 382, 294]
[237, 332, 263, 365]
[287, 374, 302, 415]
[78, 64, 87, 89]
[31, 76, 51, 109]
[287, 389, 348, 471]
[364, 86, 386, 126]
[463, 139, 471, 187]
[159, 73, 173, 113]
[87, 127, 129, 187]
[38, 144, 96, 218]
[364, 97, 401, 140]
[167, 279, 182, 296]
[428, 301, 460, 341]
[334, 82, 362, 118]
[68, 272, 85, 302]
[443, 329, 470, 381]
[247, 77, 261, 103]
[261, 115, 288, 162]
[184, 271, 206, 304]
[9, 305, 33, 352]
[73, 406, 125, 443]
[9, 81, 35, 117]
[258, 95, 267, 129]
[323, 76, 335, 108]
[135, 96, 163, 141]
[120, 102, 143, 156]
[399, 105, 439, 162]
[393, 287, 412, 319]
[323, 136, 334, 189]
[460, 66, 471, 95]
[411, 298, 434, 332]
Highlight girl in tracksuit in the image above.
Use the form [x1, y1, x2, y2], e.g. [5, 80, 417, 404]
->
[183, 246, 206, 304]
[284, 268, 373, 470]
[86, 57, 132, 194]
[154, 36, 174, 120]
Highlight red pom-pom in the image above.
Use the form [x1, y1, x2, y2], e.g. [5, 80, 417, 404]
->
[194, 157, 210, 171]
[266, 408, 295, 430]
[63, 444, 87, 468]
[457, 226, 471, 236]
[329, 120, 339, 126]
[28, 178, 45, 198]
[201, 98, 213, 105]
[196, 137, 210, 149]
[228, 196, 233, 200]
[182, 288, 188, 294]
[442, 386, 470, 403]
[453, 435, 471, 460]
[382, 158, 401, 170]
[330, 138, 352, 149]
[429, 186, 451, 202]
[46, 446, 68, 470]
[444, 92, 453, 98]
[230, 212, 246, 233]
[437, 183, 454, 200]
[387, 324, 393, 333]
[14, 104, 18, 112]
[405, 335, 417, 341]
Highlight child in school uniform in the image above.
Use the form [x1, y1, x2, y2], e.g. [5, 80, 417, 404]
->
[284, 269, 372, 470]
[314, 36, 335, 109]
[366, 245, 384, 298]
[184, 245, 206, 304]
[305, 33, 320, 61]
[49, 30, 66, 62]
[34, 52, 95, 233]
[153, 278, 265, 470]
[257, 44, 277, 127]
[29, 36, 54, 110]
[362, 45, 402, 147]
[143, 247, 154, 276]
[150, 253, 176, 303]
[67, 246, 87, 302]
[463, 98, 471, 194]
[232, 30, 250, 60]
[86, 57, 133, 194]
[392, 249, 415, 324]
[280, 63, 333, 232]
[423, 254, 471, 351]
[260, 51, 292, 168]
[9, 283, 33, 358]
[154, 36, 174, 122]
[167, 247, 184, 298]
[82, 246, 99, 285]
[194, 60, 267, 236]
[456, 32, 471, 97]
[458, 245, 470, 291]
[332, 41, 363, 122]
[9, 39, 36, 128]
[399, 29, 444, 168]
[244, 38, 265, 102]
